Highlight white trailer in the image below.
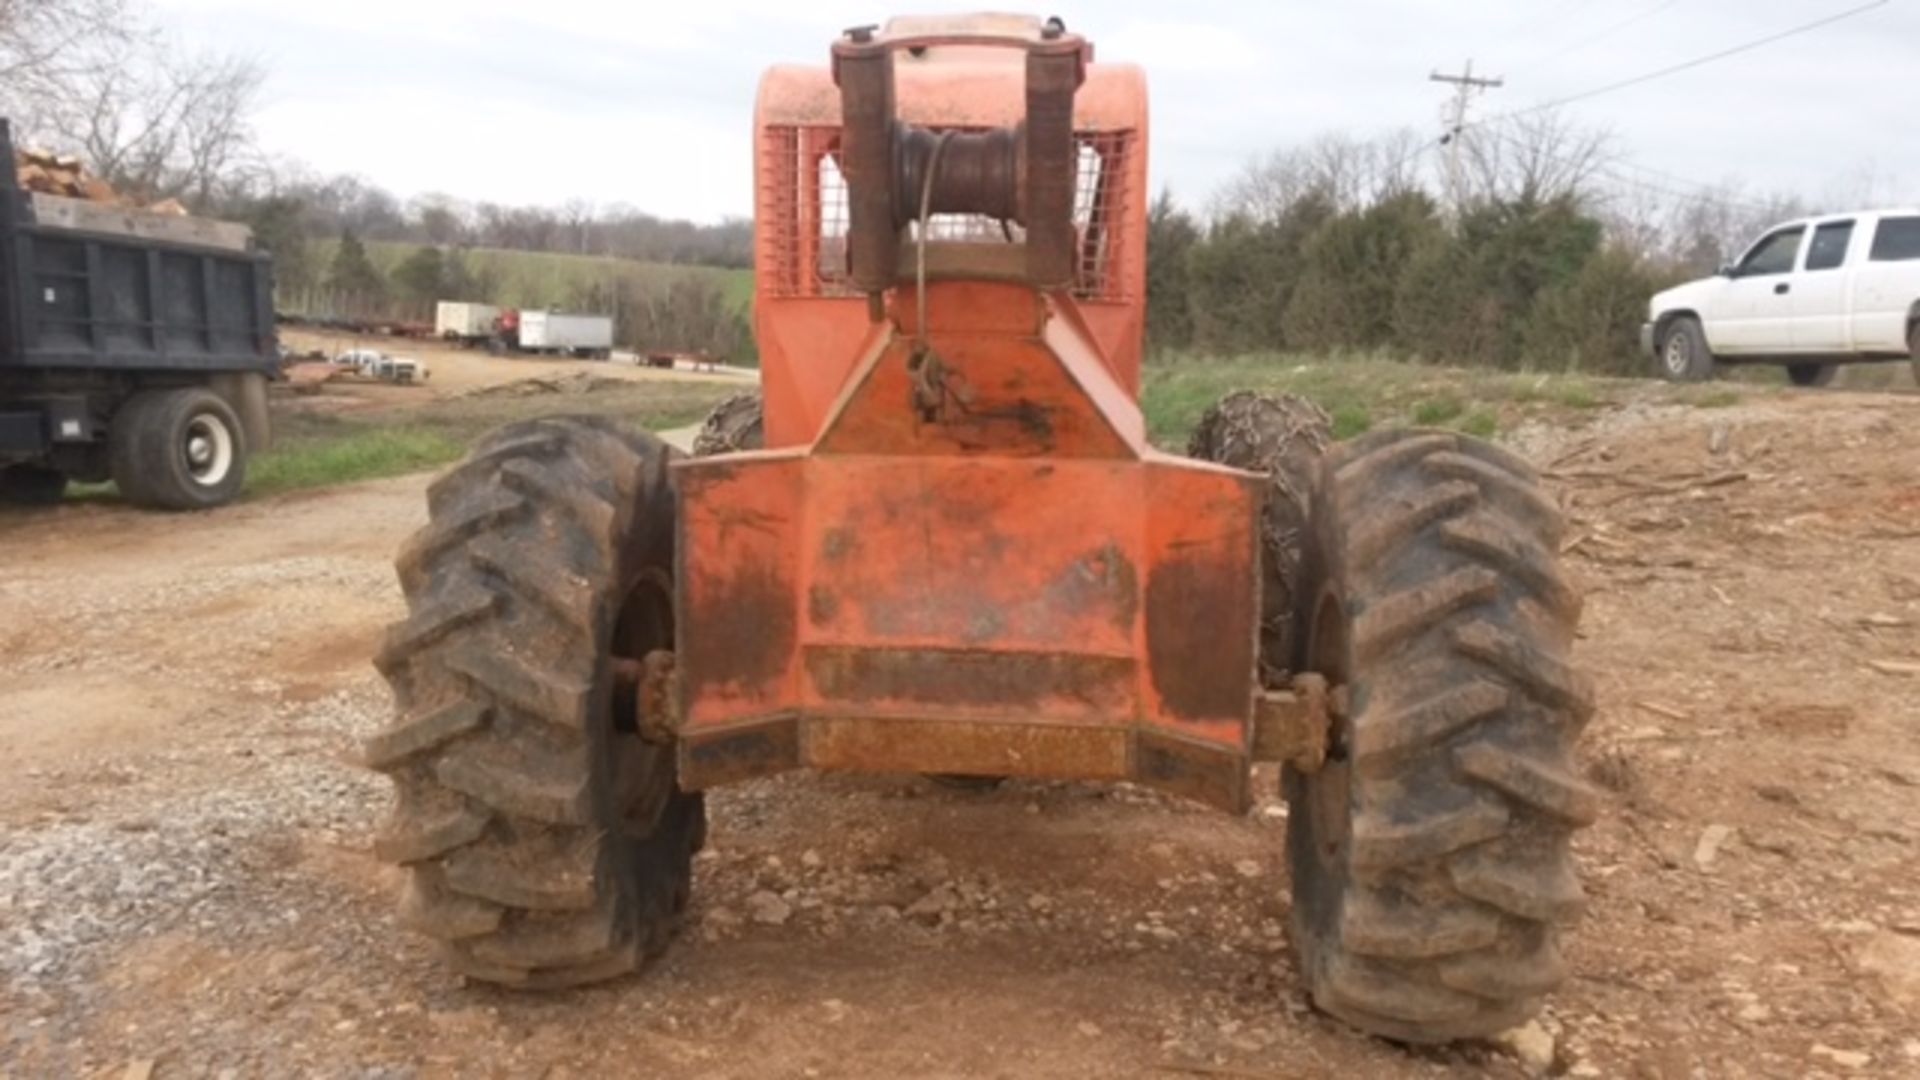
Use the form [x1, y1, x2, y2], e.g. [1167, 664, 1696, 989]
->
[435, 301, 500, 343]
[518, 311, 614, 358]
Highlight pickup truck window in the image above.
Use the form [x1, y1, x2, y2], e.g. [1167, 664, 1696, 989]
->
[1737, 226, 1804, 276]
[1804, 221, 1854, 271]
[1869, 216, 1920, 261]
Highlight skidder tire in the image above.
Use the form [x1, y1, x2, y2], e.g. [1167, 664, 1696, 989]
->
[691, 392, 764, 455]
[1188, 390, 1333, 681]
[1285, 429, 1596, 1043]
[366, 415, 704, 989]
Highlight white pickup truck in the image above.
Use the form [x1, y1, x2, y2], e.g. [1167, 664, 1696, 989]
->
[1644, 208, 1920, 386]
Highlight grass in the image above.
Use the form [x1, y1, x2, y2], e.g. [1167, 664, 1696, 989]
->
[1137, 350, 1789, 449]
[246, 380, 740, 499]
[249, 428, 464, 497]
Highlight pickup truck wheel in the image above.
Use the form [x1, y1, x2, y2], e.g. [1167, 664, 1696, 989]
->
[1909, 324, 1919, 387]
[109, 388, 249, 510]
[1786, 363, 1837, 388]
[0, 464, 68, 505]
[1655, 318, 1714, 382]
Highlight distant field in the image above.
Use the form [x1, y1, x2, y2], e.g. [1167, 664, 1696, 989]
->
[303, 238, 755, 314]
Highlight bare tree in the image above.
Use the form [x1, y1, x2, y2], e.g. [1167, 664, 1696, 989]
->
[0, 0, 131, 109]
[1458, 111, 1613, 206]
[7, 4, 262, 208]
[1214, 128, 1429, 221]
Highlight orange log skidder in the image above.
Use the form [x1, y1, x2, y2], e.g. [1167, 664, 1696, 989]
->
[365, 15, 1594, 1044]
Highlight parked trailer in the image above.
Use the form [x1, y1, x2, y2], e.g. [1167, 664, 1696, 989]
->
[435, 300, 499, 345]
[517, 310, 613, 358]
[0, 119, 277, 509]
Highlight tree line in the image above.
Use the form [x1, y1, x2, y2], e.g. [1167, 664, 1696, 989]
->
[1144, 118, 1836, 375]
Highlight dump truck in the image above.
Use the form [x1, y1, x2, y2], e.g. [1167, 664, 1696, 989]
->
[363, 15, 1593, 1045]
[0, 120, 276, 509]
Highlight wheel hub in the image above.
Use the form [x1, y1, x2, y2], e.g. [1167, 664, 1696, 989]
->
[1664, 336, 1690, 375]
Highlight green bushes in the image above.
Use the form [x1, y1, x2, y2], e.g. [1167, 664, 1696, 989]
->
[1149, 187, 1675, 376]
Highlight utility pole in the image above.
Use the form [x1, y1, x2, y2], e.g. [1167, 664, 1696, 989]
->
[1430, 60, 1503, 212]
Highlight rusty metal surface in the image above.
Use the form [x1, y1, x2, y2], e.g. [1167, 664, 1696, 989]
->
[831, 15, 1085, 297]
[806, 716, 1129, 782]
[805, 646, 1134, 717]
[1134, 731, 1249, 813]
[674, 254, 1262, 802]
[680, 715, 802, 790]
[675, 19, 1258, 806]
[896, 126, 1020, 225]
[1250, 673, 1333, 772]
[636, 649, 680, 745]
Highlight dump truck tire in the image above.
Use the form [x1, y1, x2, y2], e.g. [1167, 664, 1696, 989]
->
[692, 392, 765, 455]
[0, 464, 68, 505]
[1188, 391, 1333, 681]
[1285, 429, 1596, 1043]
[109, 388, 249, 510]
[366, 415, 704, 990]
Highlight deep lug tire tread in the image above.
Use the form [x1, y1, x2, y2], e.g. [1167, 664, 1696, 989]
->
[366, 415, 703, 989]
[1186, 390, 1335, 675]
[691, 392, 766, 456]
[1286, 428, 1594, 1043]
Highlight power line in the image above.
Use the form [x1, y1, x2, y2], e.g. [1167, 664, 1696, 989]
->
[1483, 0, 1891, 123]
[1510, 0, 1687, 76]
[1472, 123, 1773, 212]
[1506, 0, 1607, 38]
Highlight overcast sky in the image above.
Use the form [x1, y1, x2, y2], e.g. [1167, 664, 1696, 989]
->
[151, 1, 1917, 223]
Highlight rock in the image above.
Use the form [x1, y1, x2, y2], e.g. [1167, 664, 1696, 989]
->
[800, 849, 823, 870]
[745, 890, 792, 926]
[1076, 1021, 1102, 1037]
[1811, 1044, 1872, 1070]
[1232, 859, 1262, 880]
[1493, 1020, 1556, 1076]
[1854, 931, 1920, 1015]
[905, 885, 959, 923]
[1708, 422, 1731, 456]
[1693, 824, 1733, 871]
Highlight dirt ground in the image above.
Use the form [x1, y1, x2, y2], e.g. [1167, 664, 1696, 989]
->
[277, 328, 755, 397]
[2, 388, 1918, 1078]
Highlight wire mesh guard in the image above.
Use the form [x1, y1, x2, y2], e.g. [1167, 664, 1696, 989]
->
[759, 126, 1131, 301]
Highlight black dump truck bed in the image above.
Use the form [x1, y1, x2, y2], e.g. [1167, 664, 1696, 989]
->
[1, 120, 276, 378]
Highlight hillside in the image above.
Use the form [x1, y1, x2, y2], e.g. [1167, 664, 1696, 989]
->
[301, 238, 755, 315]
